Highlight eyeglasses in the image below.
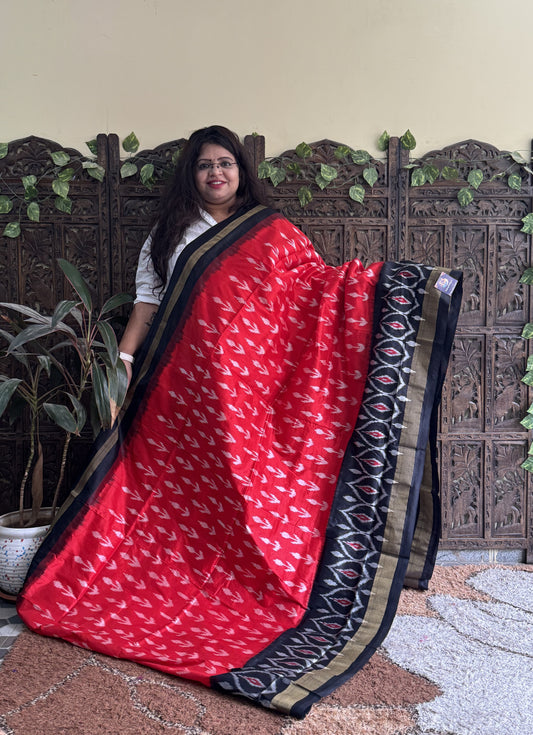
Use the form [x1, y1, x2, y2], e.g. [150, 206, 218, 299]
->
[196, 160, 238, 172]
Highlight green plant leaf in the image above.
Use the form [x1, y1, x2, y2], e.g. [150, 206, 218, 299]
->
[120, 161, 138, 179]
[334, 145, 352, 160]
[91, 361, 111, 428]
[319, 163, 338, 183]
[0, 142, 8, 159]
[457, 187, 474, 207]
[521, 456, 533, 472]
[400, 130, 416, 150]
[43, 403, 78, 434]
[269, 167, 286, 187]
[363, 166, 378, 187]
[510, 150, 528, 164]
[295, 142, 313, 159]
[52, 179, 70, 198]
[83, 161, 105, 181]
[520, 413, 533, 429]
[140, 163, 155, 188]
[51, 299, 79, 327]
[96, 321, 119, 365]
[315, 174, 329, 190]
[24, 185, 38, 202]
[508, 172, 522, 191]
[27, 202, 40, 222]
[107, 360, 129, 413]
[22, 175, 37, 189]
[54, 196, 72, 214]
[349, 184, 365, 204]
[0, 302, 48, 322]
[3, 222, 20, 238]
[521, 213, 533, 234]
[285, 162, 302, 176]
[257, 160, 274, 179]
[527, 355, 533, 371]
[58, 258, 93, 311]
[467, 169, 483, 189]
[351, 150, 371, 166]
[298, 186, 313, 207]
[122, 132, 140, 154]
[0, 196, 13, 214]
[377, 131, 390, 152]
[521, 322, 533, 339]
[7, 323, 59, 352]
[441, 166, 459, 181]
[100, 292, 134, 315]
[50, 150, 70, 167]
[422, 164, 439, 184]
[411, 168, 426, 187]
[521, 371, 533, 386]
[86, 139, 98, 156]
[57, 167, 75, 182]
[520, 266, 533, 284]
[0, 378, 22, 418]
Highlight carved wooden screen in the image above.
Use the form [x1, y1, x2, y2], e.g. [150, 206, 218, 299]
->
[400, 140, 533, 559]
[1, 133, 531, 561]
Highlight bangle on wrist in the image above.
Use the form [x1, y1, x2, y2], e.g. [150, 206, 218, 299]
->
[119, 351, 135, 364]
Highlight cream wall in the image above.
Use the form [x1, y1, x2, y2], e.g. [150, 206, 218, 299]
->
[1, 0, 532, 158]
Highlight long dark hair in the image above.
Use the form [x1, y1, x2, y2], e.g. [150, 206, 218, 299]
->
[150, 125, 268, 287]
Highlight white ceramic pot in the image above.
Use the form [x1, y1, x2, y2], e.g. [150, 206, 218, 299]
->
[0, 509, 53, 596]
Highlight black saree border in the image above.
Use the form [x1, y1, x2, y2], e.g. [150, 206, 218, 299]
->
[211, 263, 462, 717]
[21, 204, 274, 587]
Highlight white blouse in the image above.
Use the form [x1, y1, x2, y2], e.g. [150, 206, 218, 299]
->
[134, 209, 217, 305]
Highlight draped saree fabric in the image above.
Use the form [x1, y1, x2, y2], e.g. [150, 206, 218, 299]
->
[17, 205, 462, 718]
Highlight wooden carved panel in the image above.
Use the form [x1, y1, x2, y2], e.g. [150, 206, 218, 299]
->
[451, 226, 487, 326]
[491, 442, 527, 538]
[445, 442, 483, 538]
[444, 336, 484, 432]
[489, 336, 527, 430]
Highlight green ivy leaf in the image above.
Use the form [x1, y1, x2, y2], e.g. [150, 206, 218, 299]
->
[508, 173, 522, 191]
[55, 196, 72, 214]
[27, 202, 40, 222]
[57, 167, 75, 182]
[521, 322, 533, 339]
[320, 164, 338, 183]
[298, 186, 313, 207]
[0, 142, 8, 159]
[257, 160, 274, 179]
[315, 174, 329, 190]
[400, 130, 416, 150]
[350, 149, 371, 166]
[467, 169, 483, 190]
[521, 456, 533, 472]
[122, 132, 140, 154]
[24, 185, 38, 202]
[83, 162, 105, 182]
[295, 142, 312, 159]
[422, 164, 439, 184]
[521, 371, 533, 386]
[52, 179, 70, 198]
[520, 413, 533, 429]
[120, 161, 138, 179]
[334, 145, 352, 160]
[457, 187, 474, 207]
[140, 163, 155, 189]
[441, 166, 459, 181]
[86, 139, 98, 156]
[521, 213, 533, 234]
[363, 166, 378, 187]
[269, 167, 286, 187]
[377, 131, 390, 152]
[50, 150, 70, 167]
[527, 356, 533, 372]
[286, 162, 302, 176]
[0, 195, 13, 214]
[411, 168, 426, 187]
[3, 222, 20, 238]
[349, 184, 365, 203]
[22, 175, 37, 189]
[510, 150, 528, 164]
[520, 266, 533, 284]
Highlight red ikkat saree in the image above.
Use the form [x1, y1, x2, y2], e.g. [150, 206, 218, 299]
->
[18, 205, 462, 718]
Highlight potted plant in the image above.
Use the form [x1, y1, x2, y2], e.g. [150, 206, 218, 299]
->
[0, 258, 132, 597]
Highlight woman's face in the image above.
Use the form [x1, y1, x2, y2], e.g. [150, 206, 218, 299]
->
[194, 143, 240, 220]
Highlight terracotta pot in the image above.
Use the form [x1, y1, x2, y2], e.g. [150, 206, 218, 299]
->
[0, 509, 53, 597]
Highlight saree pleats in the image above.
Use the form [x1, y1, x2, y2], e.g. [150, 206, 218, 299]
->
[17, 206, 461, 718]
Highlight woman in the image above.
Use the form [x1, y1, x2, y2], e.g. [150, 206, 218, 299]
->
[18, 126, 462, 718]
[118, 125, 268, 384]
